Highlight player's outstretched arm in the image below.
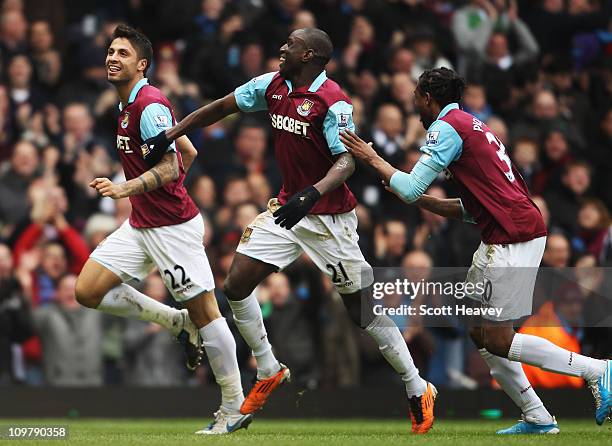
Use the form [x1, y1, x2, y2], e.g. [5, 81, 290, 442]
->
[413, 195, 462, 219]
[141, 94, 239, 166]
[89, 152, 179, 199]
[167, 93, 239, 140]
[176, 135, 197, 172]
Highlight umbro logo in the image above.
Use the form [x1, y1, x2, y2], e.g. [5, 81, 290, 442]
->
[272, 94, 283, 100]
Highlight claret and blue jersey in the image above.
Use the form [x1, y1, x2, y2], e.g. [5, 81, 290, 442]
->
[390, 103, 547, 244]
[116, 78, 198, 228]
[234, 70, 357, 215]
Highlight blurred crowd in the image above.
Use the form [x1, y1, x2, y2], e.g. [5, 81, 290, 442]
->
[1, 0, 611, 391]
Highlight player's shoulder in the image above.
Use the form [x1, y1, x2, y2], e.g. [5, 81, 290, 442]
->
[316, 77, 351, 107]
[439, 107, 474, 129]
[135, 84, 171, 108]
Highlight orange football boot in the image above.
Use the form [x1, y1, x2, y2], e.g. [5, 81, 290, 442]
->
[240, 364, 291, 415]
[409, 382, 437, 434]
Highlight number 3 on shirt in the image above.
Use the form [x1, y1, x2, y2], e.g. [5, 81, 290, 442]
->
[486, 132, 515, 182]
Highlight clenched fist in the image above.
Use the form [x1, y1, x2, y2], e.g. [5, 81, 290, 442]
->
[90, 177, 124, 199]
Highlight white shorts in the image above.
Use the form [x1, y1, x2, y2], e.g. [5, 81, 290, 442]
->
[236, 199, 373, 294]
[90, 213, 214, 301]
[464, 236, 546, 321]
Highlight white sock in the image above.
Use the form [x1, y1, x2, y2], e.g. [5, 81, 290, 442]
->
[227, 293, 280, 379]
[365, 315, 427, 397]
[200, 317, 244, 413]
[479, 348, 553, 424]
[508, 333, 607, 382]
[97, 284, 182, 335]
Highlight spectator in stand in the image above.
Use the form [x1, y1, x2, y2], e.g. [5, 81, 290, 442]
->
[519, 285, 585, 389]
[123, 274, 186, 386]
[208, 122, 280, 191]
[485, 116, 509, 146]
[407, 27, 453, 81]
[345, 15, 384, 75]
[572, 198, 611, 263]
[463, 83, 493, 123]
[542, 233, 571, 269]
[82, 213, 117, 250]
[373, 219, 408, 267]
[247, 173, 273, 210]
[0, 140, 39, 236]
[12, 184, 89, 305]
[7, 55, 47, 136]
[544, 160, 592, 235]
[60, 102, 106, 160]
[511, 137, 540, 188]
[0, 242, 33, 384]
[153, 43, 202, 151]
[411, 185, 453, 266]
[532, 129, 572, 194]
[190, 175, 217, 214]
[264, 272, 318, 388]
[525, 0, 612, 58]
[452, 0, 500, 68]
[0, 8, 28, 65]
[366, 103, 406, 164]
[33, 274, 103, 386]
[29, 20, 62, 92]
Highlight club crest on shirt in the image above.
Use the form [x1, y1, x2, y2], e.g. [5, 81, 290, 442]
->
[240, 227, 253, 244]
[297, 98, 315, 116]
[154, 115, 169, 128]
[338, 113, 350, 128]
[426, 131, 440, 146]
[121, 112, 130, 129]
[141, 143, 151, 157]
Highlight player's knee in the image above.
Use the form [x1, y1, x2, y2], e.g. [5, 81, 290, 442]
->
[469, 326, 485, 349]
[482, 328, 513, 357]
[75, 276, 99, 308]
[341, 291, 374, 329]
[222, 277, 250, 302]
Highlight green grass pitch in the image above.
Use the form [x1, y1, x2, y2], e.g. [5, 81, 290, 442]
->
[0, 419, 610, 445]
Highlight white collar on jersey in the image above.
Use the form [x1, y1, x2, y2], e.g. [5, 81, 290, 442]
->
[437, 102, 460, 120]
[118, 78, 149, 111]
[284, 70, 327, 94]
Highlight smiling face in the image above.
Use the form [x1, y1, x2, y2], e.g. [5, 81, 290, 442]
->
[278, 30, 311, 77]
[106, 37, 147, 84]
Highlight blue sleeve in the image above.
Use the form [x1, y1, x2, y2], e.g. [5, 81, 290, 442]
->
[234, 72, 276, 112]
[419, 120, 463, 170]
[140, 103, 176, 152]
[389, 154, 440, 203]
[323, 100, 355, 155]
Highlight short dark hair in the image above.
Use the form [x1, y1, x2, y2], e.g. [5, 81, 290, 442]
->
[417, 67, 466, 107]
[300, 28, 333, 67]
[111, 24, 153, 76]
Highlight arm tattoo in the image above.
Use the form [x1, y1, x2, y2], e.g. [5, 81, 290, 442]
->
[314, 153, 355, 196]
[138, 176, 149, 193]
[117, 152, 179, 198]
[150, 168, 163, 189]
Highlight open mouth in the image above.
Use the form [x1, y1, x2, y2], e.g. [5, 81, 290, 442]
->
[108, 65, 121, 73]
[279, 55, 286, 64]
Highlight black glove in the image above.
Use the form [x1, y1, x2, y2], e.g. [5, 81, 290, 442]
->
[141, 130, 172, 167]
[273, 186, 321, 229]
